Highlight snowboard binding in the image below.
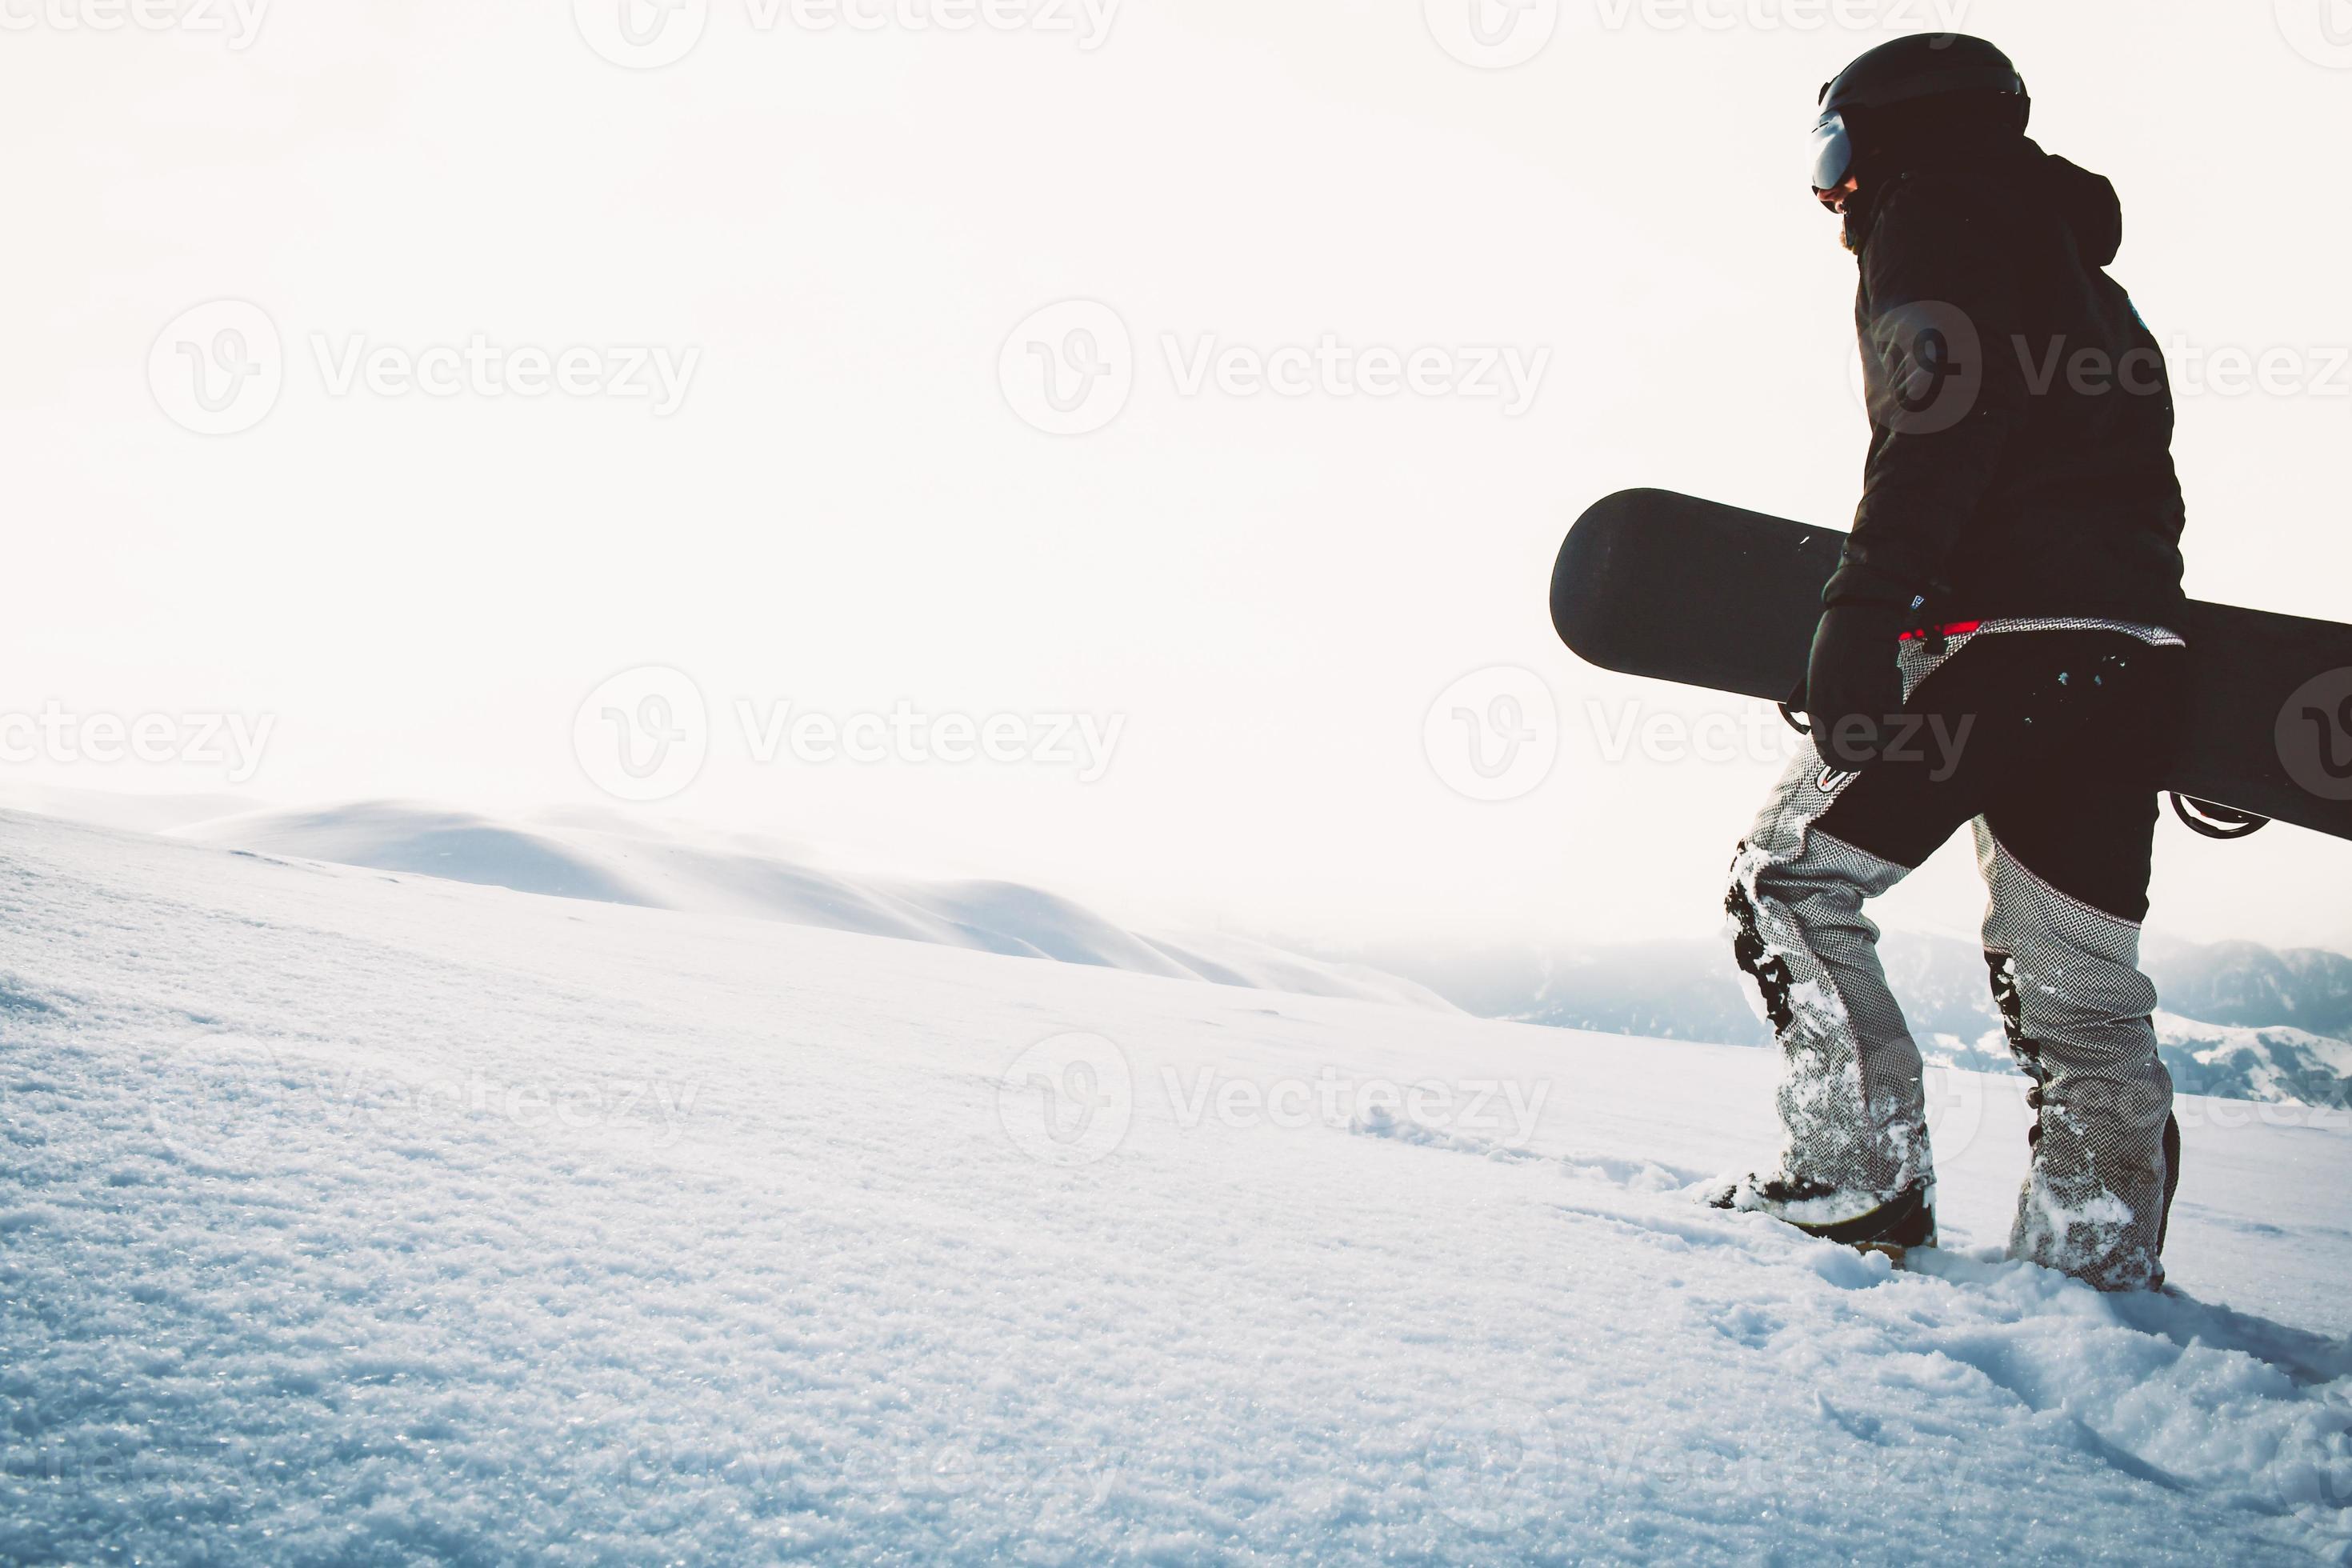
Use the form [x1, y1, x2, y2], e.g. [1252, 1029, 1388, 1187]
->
[2169, 794, 2270, 841]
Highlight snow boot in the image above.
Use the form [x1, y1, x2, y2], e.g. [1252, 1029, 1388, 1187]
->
[1707, 1175, 1937, 1262]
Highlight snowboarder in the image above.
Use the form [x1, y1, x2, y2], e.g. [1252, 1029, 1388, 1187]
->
[1710, 34, 2190, 1290]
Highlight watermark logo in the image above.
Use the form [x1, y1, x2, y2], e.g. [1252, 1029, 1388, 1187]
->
[2278, 667, 2352, 802]
[1920, 1060, 1987, 1163]
[997, 1031, 1133, 1166]
[574, 0, 710, 68]
[150, 300, 283, 436]
[1858, 299, 1981, 435]
[1424, 666, 1559, 802]
[574, 666, 710, 802]
[1000, 300, 1134, 435]
[2277, 0, 2352, 68]
[1424, 0, 1559, 68]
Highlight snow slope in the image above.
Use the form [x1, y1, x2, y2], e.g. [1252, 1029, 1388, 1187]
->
[163, 802, 1453, 1013]
[0, 785, 258, 837]
[8, 809, 2352, 1563]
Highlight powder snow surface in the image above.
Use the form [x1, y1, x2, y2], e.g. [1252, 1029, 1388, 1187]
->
[6, 811, 2352, 1564]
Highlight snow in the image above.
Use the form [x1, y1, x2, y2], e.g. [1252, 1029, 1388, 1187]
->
[2158, 1012, 2352, 1107]
[158, 801, 1455, 1014]
[9, 808, 2352, 1563]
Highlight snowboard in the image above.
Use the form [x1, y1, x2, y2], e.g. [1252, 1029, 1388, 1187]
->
[1550, 489, 2352, 842]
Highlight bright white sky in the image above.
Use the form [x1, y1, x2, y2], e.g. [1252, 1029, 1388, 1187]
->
[6, 0, 2350, 953]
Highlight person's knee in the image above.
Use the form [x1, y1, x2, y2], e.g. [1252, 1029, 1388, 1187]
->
[2010, 986, 2162, 1066]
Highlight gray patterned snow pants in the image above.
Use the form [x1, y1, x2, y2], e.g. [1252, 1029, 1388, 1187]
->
[1726, 622, 2186, 1290]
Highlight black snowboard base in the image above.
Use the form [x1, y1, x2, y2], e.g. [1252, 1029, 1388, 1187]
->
[1551, 489, 2352, 843]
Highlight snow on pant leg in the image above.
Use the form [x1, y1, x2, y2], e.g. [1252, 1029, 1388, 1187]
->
[1726, 748, 1960, 1211]
[1967, 634, 2183, 1291]
[1978, 810, 2173, 1291]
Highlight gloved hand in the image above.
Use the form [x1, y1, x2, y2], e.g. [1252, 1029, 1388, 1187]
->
[1804, 602, 1910, 768]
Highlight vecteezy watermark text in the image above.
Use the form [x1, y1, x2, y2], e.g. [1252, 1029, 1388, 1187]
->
[147, 1040, 707, 1153]
[993, 1029, 1555, 1167]
[1846, 305, 2352, 435]
[1587, 700, 1798, 768]
[310, 334, 701, 415]
[1424, 677, 1983, 802]
[149, 301, 702, 436]
[572, 0, 1121, 70]
[999, 301, 1552, 436]
[0, 0, 269, 47]
[1591, 700, 1973, 782]
[1160, 334, 1550, 416]
[1424, 0, 1967, 70]
[0, 704, 274, 783]
[1162, 1065, 1553, 1146]
[735, 700, 1124, 782]
[573, 666, 1127, 803]
[1592, 0, 1970, 32]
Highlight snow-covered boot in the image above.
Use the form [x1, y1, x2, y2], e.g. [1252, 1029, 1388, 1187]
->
[1707, 1174, 1937, 1254]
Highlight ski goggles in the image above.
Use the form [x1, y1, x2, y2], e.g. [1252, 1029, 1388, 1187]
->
[1809, 110, 1854, 198]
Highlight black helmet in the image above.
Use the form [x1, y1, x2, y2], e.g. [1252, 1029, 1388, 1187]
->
[1810, 34, 2027, 194]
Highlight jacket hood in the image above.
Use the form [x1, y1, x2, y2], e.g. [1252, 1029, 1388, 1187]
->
[2034, 148, 2122, 266]
[1841, 141, 2125, 266]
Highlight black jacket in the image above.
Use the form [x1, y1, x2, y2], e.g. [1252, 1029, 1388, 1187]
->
[1826, 139, 2188, 625]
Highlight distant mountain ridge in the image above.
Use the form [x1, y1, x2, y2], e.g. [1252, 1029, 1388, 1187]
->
[1360, 932, 2352, 1110]
[2144, 937, 2352, 1041]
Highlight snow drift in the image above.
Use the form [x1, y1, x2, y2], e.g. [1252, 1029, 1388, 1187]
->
[8, 809, 2352, 1562]
[160, 800, 1454, 1012]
